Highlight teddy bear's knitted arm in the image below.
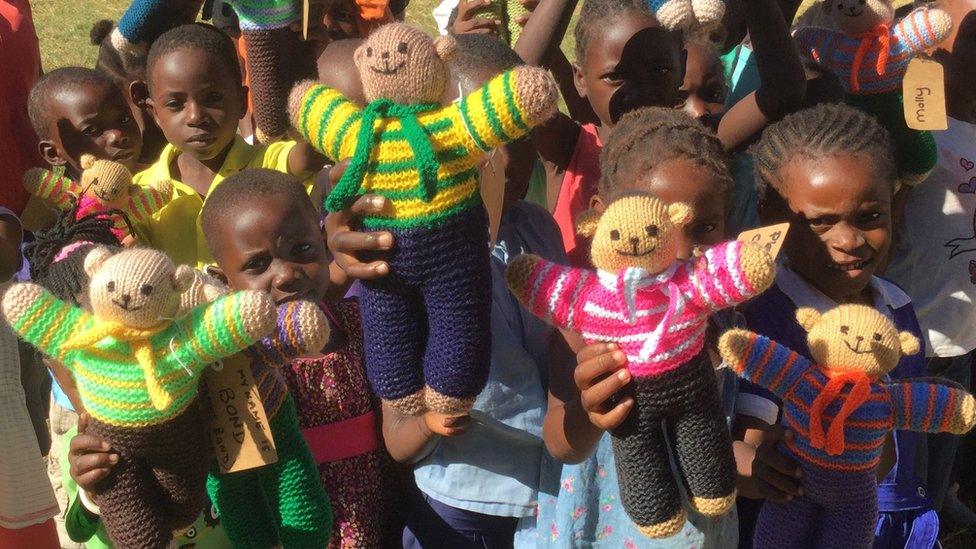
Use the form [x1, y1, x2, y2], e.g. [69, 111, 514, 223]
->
[247, 300, 331, 367]
[893, 7, 953, 56]
[124, 181, 175, 223]
[505, 254, 595, 333]
[888, 381, 976, 435]
[718, 329, 811, 398]
[454, 66, 558, 154]
[111, 0, 202, 56]
[23, 168, 80, 210]
[682, 241, 775, 313]
[1, 283, 93, 364]
[289, 81, 363, 163]
[161, 290, 277, 375]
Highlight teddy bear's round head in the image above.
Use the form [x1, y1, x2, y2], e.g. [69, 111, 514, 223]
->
[822, 0, 893, 33]
[576, 193, 692, 274]
[354, 23, 458, 104]
[80, 154, 134, 209]
[798, 304, 920, 378]
[84, 246, 196, 329]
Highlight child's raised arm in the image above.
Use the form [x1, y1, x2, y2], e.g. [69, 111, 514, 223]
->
[888, 381, 976, 434]
[718, 329, 811, 398]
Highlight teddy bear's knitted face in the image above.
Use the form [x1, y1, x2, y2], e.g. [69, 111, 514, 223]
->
[85, 247, 195, 329]
[824, 0, 893, 34]
[353, 23, 455, 105]
[80, 156, 134, 209]
[585, 194, 692, 274]
[800, 304, 919, 378]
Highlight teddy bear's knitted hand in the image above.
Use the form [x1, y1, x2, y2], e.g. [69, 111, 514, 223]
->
[169, 290, 277, 370]
[510, 66, 559, 129]
[124, 181, 175, 223]
[894, 7, 953, 55]
[949, 392, 976, 434]
[889, 381, 976, 435]
[178, 269, 228, 314]
[249, 300, 331, 366]
[505, 253, 544, 304]
[718, 329, 810, 397]
[737, 241, 776, 296]
[2, 283, 91, 363]
[23, 168, 79, 210]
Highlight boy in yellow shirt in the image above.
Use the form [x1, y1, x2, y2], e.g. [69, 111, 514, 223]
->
[130, 23, 324, 268]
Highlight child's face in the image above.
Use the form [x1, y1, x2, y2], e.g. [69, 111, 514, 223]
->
[210, 194, 332, 304]
[145, 47, 246, 162]
[40, 81, 143, 173]
[574, 14, 684, 127]
[596, 158, 727, 259]
[760, 154, 892, 304]
[680, 41, 726, 120]
[944, 12, 976, 124]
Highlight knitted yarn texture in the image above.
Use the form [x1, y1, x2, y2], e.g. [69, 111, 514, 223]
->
[644, 0, 725, 30]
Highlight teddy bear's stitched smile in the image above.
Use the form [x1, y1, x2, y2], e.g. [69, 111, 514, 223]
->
[843, 338, 875, 354]
[368, 60, 407, 76]
[616, 245, 657, 257]
[111, 298, 143, 312]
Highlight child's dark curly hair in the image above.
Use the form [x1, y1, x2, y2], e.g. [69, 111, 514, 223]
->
[574, 0, 650, 62]
[750, 103, 897, 203]
[25, 206, 122, 305]
[599, 107, 732, 200]
[146, 23, 241, 88]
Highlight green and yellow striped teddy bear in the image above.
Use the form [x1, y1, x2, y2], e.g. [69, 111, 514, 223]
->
[288, 22, 558, 415]
[1, 246, 276, 549]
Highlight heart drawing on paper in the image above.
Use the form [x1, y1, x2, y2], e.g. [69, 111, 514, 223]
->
[962, 158, 975, 171]
[959, 177, 976, 194]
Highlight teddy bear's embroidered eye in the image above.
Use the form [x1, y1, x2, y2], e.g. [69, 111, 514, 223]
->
[106, 281, 116, 293]
[840, 325, 849, 334]
[610, 230, 620, 241]
[397, 42, 408, 53]
[646, 225, 658, 237]
[872, 333, 882, 341]
[366, 47, 374, 57]
[140, 284, 154, 296]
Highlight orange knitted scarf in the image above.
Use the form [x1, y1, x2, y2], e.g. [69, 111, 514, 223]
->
[850, 24, 891, 93]
[809, 368, 874, 456]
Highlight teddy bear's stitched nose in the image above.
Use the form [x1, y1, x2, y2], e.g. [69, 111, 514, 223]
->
[381, 51, 390, 59]
[120, 294, 131, 306]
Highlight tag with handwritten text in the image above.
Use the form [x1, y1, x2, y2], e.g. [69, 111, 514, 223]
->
[737, 223, 790, 260]
[479, 149, 505, 246]
[200, 354, 278, 474]
[903, 58, 948, 131]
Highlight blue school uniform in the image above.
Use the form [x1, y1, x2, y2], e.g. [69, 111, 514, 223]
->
[736, 268, 937, 549]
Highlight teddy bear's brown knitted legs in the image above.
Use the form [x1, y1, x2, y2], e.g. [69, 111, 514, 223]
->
[241, 27, 316, 143]
[148, 405, 210, 529]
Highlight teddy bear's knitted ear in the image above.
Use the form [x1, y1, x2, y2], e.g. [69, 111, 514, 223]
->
[80, 154, 97, 170]
[575, 209, 602, 237]
[83, 246, 114, 278]
[667, 203, 693, 228]
[172, 264, 196, 294]
[899, 331, 921, 356]
[796, 307, 821, 332]
[434, 35, 459, 62]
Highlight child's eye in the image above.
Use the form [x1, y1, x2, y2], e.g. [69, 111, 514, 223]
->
[82, 125, 101, 137]
[243, 258, 270, 274]
[293, 242, 313, 255]
[858, 211, 883, 225]
[600, 72, 624, 86]
[204, 92, 223, 104]
[164, 100, 183, 111]
[121, 114, 132, 124]
[694, 223, 717, 235]
[808, 216, 832, 229]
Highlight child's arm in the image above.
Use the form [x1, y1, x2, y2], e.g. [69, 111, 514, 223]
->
[288, 81, 364, 164]
[682, 240, 776, 312]
[893, 7, 954, 55]
[1, 283, 92, 364]
[23, 168, 80, 210]
[123, 180, 174, 222]
[888, 381, 976, 435]
[505, 254, 593, 332]
[0, 210, 23, 283]
[717, 0, 806, 150]
[381, 402, 469, 463]
[718, 329, 811, 398]
[455, 66, 559, 153]
[247, 300, 331, 366]
[163, 290, 277, 374]
[286, 141, 328, 180]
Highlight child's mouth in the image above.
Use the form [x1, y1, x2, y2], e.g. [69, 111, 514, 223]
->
[828, 259, 870, 272]
[186, 134, 216, 145]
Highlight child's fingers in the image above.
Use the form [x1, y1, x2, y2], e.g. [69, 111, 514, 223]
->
[461, 17, 500, 33]
[573, 349, 627, 390]
[338, 260, 390, 279]
[756, 441, 802, 479]
[347, 194, 388, 217]
[515, 13, 530, 26]
[77, 412, 90, 434]
[590, 397, 634, 430]
[579, 369, 631, 412]
[71, 451, 118, 476]
[73, 468, 113, 490]
[69, 433, 112, 455]
[330, 230, 394, 254]
[752, 472, 798, 502]
[576, 342, 618, 363]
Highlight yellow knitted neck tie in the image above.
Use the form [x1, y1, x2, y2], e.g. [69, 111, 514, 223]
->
[63, 320, 173, 411]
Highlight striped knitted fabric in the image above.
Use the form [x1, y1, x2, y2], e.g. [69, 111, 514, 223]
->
[2, 284, 273, 427]
[794, 7, 953, 94]
[22, 168, 77, 209]
[508, 240, 763, 378]
[228, 0, 301, 30]
[290, 68, 554, 229]
[77, 185, 172, 240]
[113, 0, 203, 55]
[724, 332, 972, 471]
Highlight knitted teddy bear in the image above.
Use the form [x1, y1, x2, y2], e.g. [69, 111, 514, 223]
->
[644, 0, 725, 31]
[288, 22, 558, 415]
[185, 276, 335, 548]
[470, 0, 529, 45]
[23, 155, 174, 242]
[1, 246, 276, 549]
[794, 0, 953, 185]
[718, 304, 976, 548]
[505, 193, 776, 537]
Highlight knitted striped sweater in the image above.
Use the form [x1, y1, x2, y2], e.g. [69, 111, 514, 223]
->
[729, 332, 967, 471]
[292, 70, 546, 229]
[794, 7, 951, 94]
[7, 288, 267, 428]
[511, 241, 761, 377]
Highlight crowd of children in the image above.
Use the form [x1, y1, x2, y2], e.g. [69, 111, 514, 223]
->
[2, 0, 976, 547]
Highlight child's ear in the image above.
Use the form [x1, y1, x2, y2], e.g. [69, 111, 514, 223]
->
[38, 140, 67, 168]
[129, 80, 150, 110]
[576, 209, 602, 237]
[796, 308, 821, 332]
[572, 62, 587, 100]
[898, 331, 921, 356]
[205, 265, 229, 286]
[667, 203, 693, 227]
[83, 246, 113, 278]
[172, 265, 195, 293]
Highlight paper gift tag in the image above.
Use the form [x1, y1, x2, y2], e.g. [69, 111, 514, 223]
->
[479, 149, 505, 246]
[903, 57, 948, 131]
[302, 0, 311, 40]
[200, 354, 278, 474]
[737, 223, 790, 260]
